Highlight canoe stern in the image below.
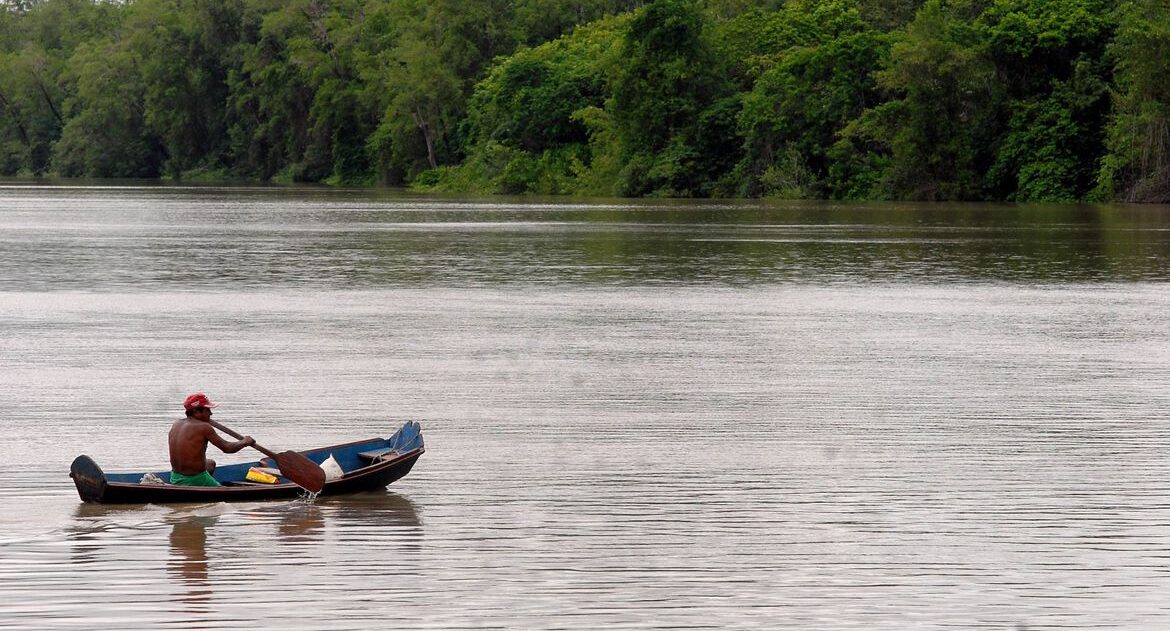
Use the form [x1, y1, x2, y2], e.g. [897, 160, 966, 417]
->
[70, 455, 109, 503]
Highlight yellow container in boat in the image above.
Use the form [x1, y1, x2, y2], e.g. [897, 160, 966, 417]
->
[246, 467, 279, 484]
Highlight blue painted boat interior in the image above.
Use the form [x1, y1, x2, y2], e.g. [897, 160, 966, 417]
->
[102, 421, 423, 484]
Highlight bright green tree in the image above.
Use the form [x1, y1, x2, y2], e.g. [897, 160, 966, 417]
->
[734, 0, 889, 197]
[432, 14, 626, 194]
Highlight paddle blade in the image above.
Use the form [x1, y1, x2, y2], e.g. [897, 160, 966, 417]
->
[274, 451, 326, 493]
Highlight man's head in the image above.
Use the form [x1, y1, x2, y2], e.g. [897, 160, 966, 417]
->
[183, 393, 218, 417]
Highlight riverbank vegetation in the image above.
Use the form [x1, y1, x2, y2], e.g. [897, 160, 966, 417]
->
[1, 0, 1168, 201]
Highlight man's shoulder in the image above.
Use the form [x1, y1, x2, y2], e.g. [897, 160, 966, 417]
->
[172, 418, 211, 432]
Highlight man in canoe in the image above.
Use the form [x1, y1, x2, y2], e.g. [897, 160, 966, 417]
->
[168, 393, 255, 486]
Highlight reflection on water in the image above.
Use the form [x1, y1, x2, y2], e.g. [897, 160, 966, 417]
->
[168, 516, 214, 607]
[273, 503, 325, 540]
[43, 493, 425, 627]
[1, 186, 1169, 289]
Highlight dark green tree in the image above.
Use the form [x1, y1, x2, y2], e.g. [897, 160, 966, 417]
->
[126, 0, 244, 178]
[610, 0, 735, 195]
[0, 0, 116, 174]
[367, 0, 520, 184]
[52, 37, 164, 177]
[227, 0, 318, 180]
[980, 0, 1115, 200]
[1097, 0, 1170, 201]
[514, 0, 646, 45]
[836, 0, 998, 199]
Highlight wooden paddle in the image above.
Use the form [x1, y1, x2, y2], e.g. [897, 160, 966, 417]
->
[209, 420, 326, 493]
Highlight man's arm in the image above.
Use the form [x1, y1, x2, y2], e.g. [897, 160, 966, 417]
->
[204, 425, 255, 454]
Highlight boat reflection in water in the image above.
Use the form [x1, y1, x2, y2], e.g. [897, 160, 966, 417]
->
[70, 492, 422, 616]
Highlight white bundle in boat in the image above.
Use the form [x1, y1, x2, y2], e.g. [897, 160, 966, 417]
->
[321, 454, 344, 481]
[140, 472, 166, 485]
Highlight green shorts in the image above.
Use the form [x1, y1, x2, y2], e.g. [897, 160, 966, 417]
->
[170, 470, 221, 487]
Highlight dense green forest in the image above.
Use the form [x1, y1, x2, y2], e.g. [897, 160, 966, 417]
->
[1, 0, 1168, 201]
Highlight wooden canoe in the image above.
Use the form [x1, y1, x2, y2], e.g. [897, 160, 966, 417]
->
[70, 421, 424, 504]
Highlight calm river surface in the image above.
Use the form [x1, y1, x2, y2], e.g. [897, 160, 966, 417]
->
[1, 183, 1169, 630]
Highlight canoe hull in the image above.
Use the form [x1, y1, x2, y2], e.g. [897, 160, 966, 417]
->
[70, 421, 424, 504]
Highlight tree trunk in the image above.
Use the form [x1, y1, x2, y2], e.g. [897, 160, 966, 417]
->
[412, 108, 438, 170]
[0, 89, 31, 145]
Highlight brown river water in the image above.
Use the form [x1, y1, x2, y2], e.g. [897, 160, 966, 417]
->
[1, 184, 1169, 629]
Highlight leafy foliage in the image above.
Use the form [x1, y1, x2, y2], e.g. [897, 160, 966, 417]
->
[0, 0, 1165, 202]
[734, 0, 889, 197]
[979, 0, 1116, 200]
[1097, 0, 1170, 201]
[845, 0, 999, 200]
[609, 0, 736, 196]
[420, 14, 627, 194]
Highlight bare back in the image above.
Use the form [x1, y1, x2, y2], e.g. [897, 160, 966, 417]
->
[169, 415, 253, 475]
[169, 418, 215, 475]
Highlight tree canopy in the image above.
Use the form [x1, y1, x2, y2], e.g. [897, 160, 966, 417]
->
[1, 0, 1167, 201]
